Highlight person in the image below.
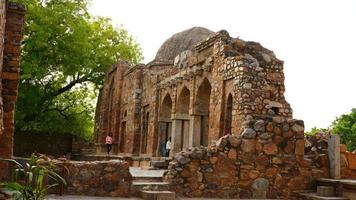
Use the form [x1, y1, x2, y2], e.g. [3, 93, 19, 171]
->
[160, 141, 166, 157]
[105, 133, 113, 155]
[166, 137, 172, 157]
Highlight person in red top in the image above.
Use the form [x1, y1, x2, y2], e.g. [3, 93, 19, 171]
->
[105, 133, 113, 155]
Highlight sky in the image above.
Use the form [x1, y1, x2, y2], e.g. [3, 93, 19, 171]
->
[89, 0, 356, 131]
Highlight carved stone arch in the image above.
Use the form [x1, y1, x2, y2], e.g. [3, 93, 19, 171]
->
[192, 78, 212, 146]
[157, 93, 173, 156]
[194, 78, 212, 115]
[223, 93, 233, 136]
[161, 90, 173, 106]
[196, 76, 212, 90]
[176, 86, 190, 115]
[160, 94, 173, 119]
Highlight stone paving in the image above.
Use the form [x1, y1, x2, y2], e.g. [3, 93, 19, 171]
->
[47, 195, 277, 200]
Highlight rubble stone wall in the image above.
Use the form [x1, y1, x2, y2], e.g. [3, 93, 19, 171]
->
[164, 118, 330, 199]
[62, 160, 132, 197]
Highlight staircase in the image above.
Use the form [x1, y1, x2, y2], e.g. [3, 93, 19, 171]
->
[297, 178, 356, 200]
[130, 158, 175, 200]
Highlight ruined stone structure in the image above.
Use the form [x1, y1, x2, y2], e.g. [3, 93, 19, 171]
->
[96, 27, 292, 156]
[0, 0, 25, 181]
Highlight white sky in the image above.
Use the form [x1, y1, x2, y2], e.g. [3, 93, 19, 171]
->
[89, 0, 356, 131]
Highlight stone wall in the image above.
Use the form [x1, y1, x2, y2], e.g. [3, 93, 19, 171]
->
[61, 160, 132, 197]
[164, 118, 330, 199]
[0, 2, 25, 181]
[13, 132, 92, 157]
[340, 144, 356, 178]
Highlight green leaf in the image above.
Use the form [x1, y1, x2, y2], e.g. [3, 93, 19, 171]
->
[14, 0, 143, 139]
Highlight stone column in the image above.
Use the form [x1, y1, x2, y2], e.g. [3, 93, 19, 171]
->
[328, 134, 341, 179]
[170, 119, 182, 156]
[189, 115, 201, 147]
[0, 2, 25, 181]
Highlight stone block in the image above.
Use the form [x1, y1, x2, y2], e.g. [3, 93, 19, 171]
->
[295, 139, 305, 155]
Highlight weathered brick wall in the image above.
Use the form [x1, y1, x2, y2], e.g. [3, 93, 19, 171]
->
[61, 160, 132, 197]
[0, 0, 5, 135]
[14, 132, 73, 157]
[0, 2, 25, 181]
[164, 118, 330, 199]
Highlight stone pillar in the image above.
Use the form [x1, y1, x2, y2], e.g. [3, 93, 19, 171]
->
[170, 119, 182, 156]
[189, 115, 201, 147]
[0, 2, 25, 181]
[328, 134, 341, 179]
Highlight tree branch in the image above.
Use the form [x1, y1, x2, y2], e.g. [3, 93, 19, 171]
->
[51, 75, 88, 97]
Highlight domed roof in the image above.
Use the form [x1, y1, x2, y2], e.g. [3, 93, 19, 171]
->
[154, 27, 214, 61]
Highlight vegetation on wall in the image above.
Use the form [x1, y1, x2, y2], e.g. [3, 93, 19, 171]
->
[13, 0, 143, 139]
[0, 154, 66, 200]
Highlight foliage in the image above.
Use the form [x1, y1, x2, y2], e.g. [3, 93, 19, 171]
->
[331, 108, 356, 151]
[305, 127, 329, 136]
[0, 154, 67, 200]
[13, 0, 143, 139]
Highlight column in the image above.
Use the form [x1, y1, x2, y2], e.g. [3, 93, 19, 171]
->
[189, 115, 201, 147]
[170, 119, 182, 156]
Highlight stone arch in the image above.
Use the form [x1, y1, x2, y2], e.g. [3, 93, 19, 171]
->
[223, 93, 233, 136]
[172, 86, 190, 151]
[177, 86, 190, 114]
[157, 94, 173, 156]
[161, 94, 173, 119]
[193, 78, 211, 146]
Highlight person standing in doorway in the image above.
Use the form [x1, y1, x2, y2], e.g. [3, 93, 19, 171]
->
[106, 133, 113, 155]
[166, 137, 172, 157]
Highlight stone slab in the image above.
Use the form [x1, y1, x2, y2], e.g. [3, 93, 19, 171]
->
[141, 190, 175, 200]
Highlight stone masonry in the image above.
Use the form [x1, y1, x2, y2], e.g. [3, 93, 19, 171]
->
[163, 119, 329, 199]
[96, 27, 292, 157]
[60, 160, 132, 197]
[0, 1, 25, 181]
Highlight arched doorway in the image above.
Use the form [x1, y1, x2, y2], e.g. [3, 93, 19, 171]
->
[175, 87, 190, 150]
[224, 93, 233, 135]
[158, 94, 172, 156]
[194, 78, 211, 146]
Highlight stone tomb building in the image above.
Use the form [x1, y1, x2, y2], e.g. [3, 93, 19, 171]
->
[95, 27, 292, 156]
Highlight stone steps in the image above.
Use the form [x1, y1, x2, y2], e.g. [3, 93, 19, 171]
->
[131, 181, 170, 192]
[150, 160, 169, 169]
[297, 178, 356, 200]
[134, 176, 163, 182]
[299, 192, 349, 200]
[140, 190, 175, 200]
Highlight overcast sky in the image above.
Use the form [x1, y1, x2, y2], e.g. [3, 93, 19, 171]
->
[89, 0, 356, 131]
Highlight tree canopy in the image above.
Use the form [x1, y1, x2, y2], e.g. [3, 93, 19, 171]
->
[306, 108, 356, 151]
[332, 108, 356, 151]
[14, 0, 143, 139]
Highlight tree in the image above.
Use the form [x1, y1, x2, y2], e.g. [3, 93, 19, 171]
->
[14, 0, 143, 139]
[332, 108, 356, 151]
[305, 127, 328, 136]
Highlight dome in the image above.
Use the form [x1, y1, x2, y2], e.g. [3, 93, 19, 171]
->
[154, 27, 214, 61]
